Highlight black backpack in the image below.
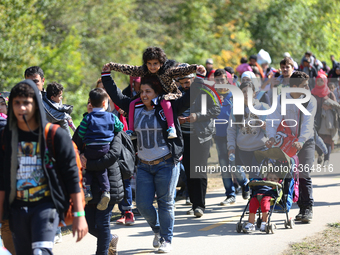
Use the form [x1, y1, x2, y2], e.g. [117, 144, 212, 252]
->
[114, 131, 135, 180]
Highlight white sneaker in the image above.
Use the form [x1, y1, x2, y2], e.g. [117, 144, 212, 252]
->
[54, 233, 62, 244]
[243, 222, 255, 232]
[167, 126, 177, 139]
[158, 241, 172, 253]
[153, 233, 161, 248]
[260, 222, 266, 232]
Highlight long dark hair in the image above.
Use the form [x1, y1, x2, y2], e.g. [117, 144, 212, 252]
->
[234, 81, 255, 123]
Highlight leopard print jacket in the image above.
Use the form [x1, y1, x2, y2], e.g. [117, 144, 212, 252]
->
[109, 62, 197, 100]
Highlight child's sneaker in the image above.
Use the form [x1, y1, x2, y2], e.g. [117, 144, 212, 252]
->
[243, 222, 255, 233]
[84, 185, 93, 203]
[167, 126, 177, 139]
[126, 130, 137, 140]
[97, 191, 110, 210]
[260, 222, 266, 232]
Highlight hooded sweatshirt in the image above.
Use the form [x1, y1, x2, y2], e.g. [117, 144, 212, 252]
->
[0, 79, 80, 220]
[227, 99, 269, 151]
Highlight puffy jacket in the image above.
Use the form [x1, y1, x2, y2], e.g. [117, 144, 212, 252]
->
[42, 92, 73, 138]
[73, 127, 124, 204]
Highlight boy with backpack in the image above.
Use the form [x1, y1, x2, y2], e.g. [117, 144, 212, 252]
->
[0, 80, 87, 255]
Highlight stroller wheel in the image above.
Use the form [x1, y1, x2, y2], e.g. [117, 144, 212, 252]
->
[236, 222, 242, 233]
[265, 224, 270, 234]
[269, 223, 277, 234]
[256, 218, 262, 229]
[288, 218, 295, 229]
[284, 220, 289, 229]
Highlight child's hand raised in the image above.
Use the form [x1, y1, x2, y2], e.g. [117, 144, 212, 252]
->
[102, 63, 111, 72]
[196, 65, 206, 76]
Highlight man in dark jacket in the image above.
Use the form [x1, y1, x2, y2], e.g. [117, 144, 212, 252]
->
[299, 57, 317, 90]
[177, 64, 221, 217]
[0, 80, 87, 255]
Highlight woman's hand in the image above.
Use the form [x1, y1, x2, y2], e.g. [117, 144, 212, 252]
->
[228, 149, 235, 157]
[102, 63, 111, 72]
[292, 141, 303, 151]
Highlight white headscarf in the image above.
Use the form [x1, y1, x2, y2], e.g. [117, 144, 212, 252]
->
[241, 71, 261, 91]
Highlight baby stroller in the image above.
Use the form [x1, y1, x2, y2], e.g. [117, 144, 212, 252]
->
[236, 148, 299, 234]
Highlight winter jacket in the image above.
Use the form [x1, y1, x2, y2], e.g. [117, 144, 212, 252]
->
[42, 92, 73, 138]
[0, 79, 80, 221]
[73, 127, 124, 205]
[101, 73, 202, 163]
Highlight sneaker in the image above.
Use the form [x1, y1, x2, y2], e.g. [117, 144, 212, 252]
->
[186, 208, 194, 215]
[220, 196, 236, 206]
[54, 233, 62, 244]
[97, 191, 110, 211]
[317, 154, 324, 165]
[323, 160, 329, 168]
[108, 234, 118, 255]
[194, 207, 204, 218]
[84, 185, 93, 202]
[241, 186, 249, 200]
[167, 126, 177, 139]
[116, 215, 125, 225]
[153, 233, 161, 248]
[186, 197, 192, 205]
[124, 211, 135, 225]
[126, 130, 137, 140]
[243, 222, 255, 232]
[158, 241, 172, 253]
[260, 222, 266, 232]
[295, 207, 305, 221]
[301, 207, 313, 223]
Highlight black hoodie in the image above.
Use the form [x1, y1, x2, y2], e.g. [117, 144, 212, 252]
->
[0, 79, 80, 220]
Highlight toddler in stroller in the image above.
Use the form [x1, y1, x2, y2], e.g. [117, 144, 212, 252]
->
[236, 148, 298, 234]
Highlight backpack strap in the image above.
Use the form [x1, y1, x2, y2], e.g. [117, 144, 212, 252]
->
[44, 123, 59, 158]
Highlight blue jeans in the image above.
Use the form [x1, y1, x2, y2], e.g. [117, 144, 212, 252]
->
[118, 179, 133, 213]
[85, 203, 115, 255]
[215, 137, 248, 197]
[136, 157, 179, 243]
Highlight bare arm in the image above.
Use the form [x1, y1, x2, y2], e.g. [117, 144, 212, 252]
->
[70, 192, 88, 242]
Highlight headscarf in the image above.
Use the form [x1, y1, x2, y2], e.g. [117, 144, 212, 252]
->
[311, 74, 330, 98]
[241, 71, 261, 91]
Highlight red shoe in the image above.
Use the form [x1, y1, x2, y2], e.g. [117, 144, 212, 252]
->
[124, 211, 135, 226]
[116, 215, 125, 224]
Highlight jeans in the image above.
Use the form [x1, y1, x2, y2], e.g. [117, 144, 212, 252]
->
[9, 202, 59, 255]
[118, 179, 133, 213]
[85, 203, 115, 255]
[135, 157, 179, 243]
[215, 136, 248, 197]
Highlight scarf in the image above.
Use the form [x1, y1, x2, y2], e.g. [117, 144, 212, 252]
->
[311, 74, 330, 98]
